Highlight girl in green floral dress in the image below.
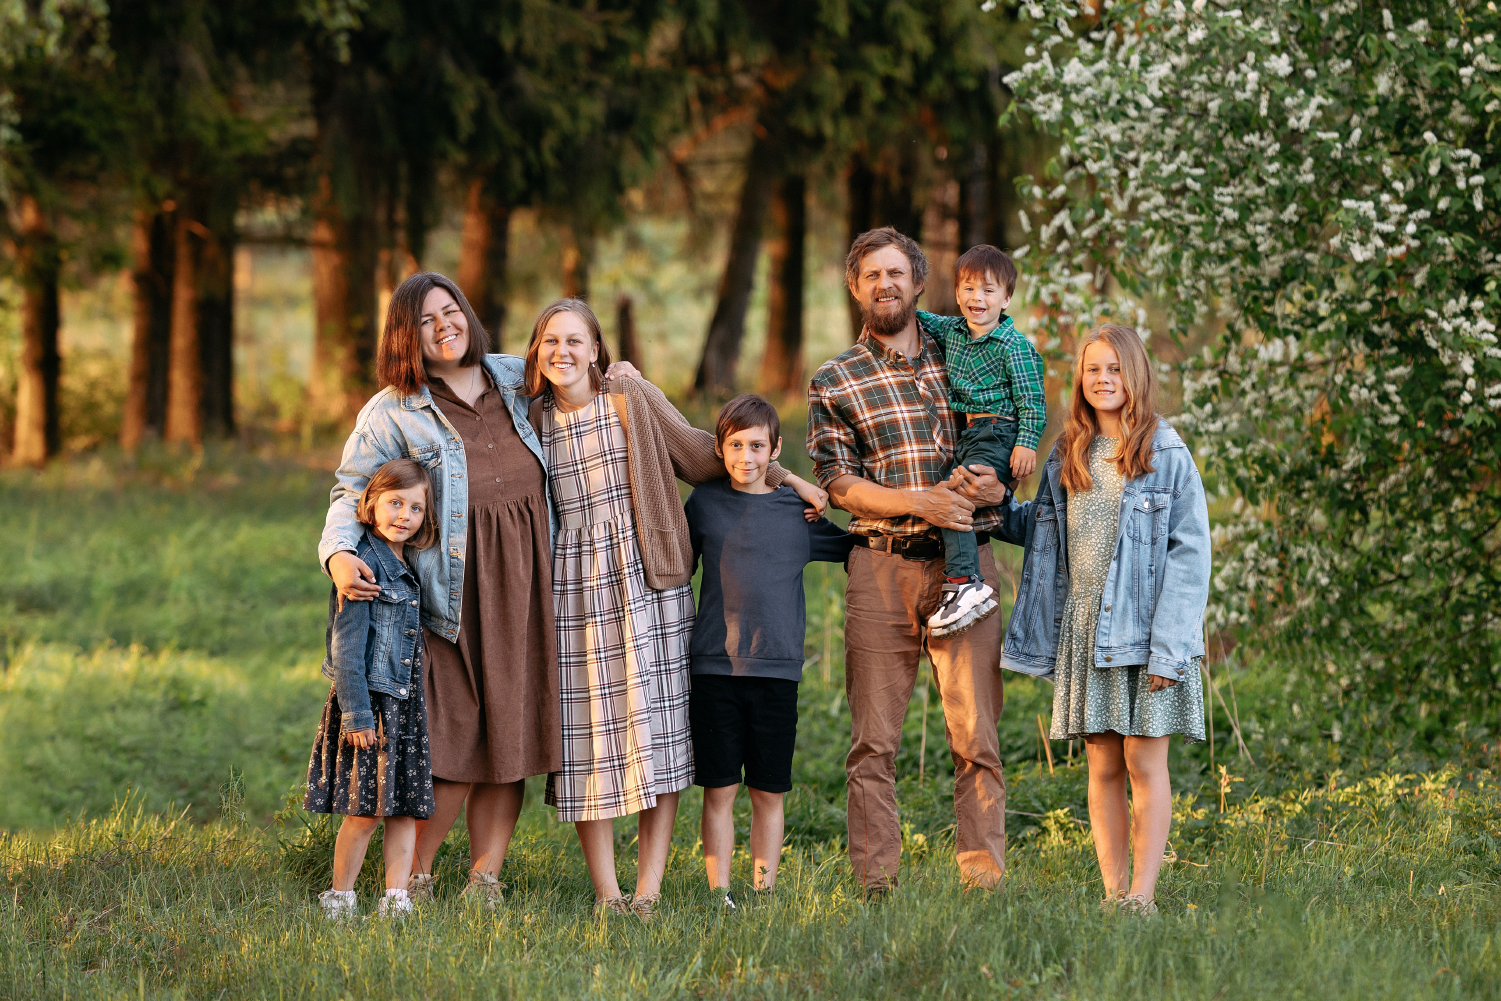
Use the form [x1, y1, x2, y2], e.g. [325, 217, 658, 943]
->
[1000, 324, 1211, 915]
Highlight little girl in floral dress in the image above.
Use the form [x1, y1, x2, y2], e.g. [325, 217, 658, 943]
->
[305, 459, 437, 919]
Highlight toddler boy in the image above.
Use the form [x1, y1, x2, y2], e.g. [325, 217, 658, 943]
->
[918, 245, 1046, 638]
[685, 394, 854, 910]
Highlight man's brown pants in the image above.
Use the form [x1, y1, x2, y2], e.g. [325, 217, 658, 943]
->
[843, 543, 1007, 890]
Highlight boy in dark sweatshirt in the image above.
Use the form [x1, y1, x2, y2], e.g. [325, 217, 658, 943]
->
[685, 394, 854, 909]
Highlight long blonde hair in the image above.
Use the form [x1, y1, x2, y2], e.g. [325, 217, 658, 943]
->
[1058, 324, 1159, 494]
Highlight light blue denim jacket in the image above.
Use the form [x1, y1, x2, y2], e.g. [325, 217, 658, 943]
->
[317, 354, 553, 644]
[322, 527, 423, 732]
[993, 420, 1210, 682]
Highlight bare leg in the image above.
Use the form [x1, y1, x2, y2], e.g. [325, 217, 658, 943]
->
[1123, 735, 1173, 901]
[575, 819, 623, 901]
[412, 779, 471, 874]
[1084, 732, 1130, 896]
[701, 785, 739, 888]
[465, 781, 525, 876]
[331, 815, 381, 891]
[633, 791, 680, 900]
[381, 817, 417, 891]
[747, 788, 785, 890]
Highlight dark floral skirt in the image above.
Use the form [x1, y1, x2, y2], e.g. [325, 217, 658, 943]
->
[304, 656, 435, 819]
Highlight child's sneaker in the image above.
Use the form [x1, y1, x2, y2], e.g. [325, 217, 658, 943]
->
[406, 872, 436, 905]
[928, 578, 997, 637]
[377, 888, 413, 919]
[722, 890, 738, 912]
[318, 888, 358, 921]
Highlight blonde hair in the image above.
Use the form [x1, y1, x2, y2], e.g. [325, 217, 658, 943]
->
[357, 458, 437, 550]
[523, 298, 611, 398]
[1058, 324, 1159, 494]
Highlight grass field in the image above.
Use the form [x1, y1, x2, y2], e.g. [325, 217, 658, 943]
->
[3, 445, 1500, 999]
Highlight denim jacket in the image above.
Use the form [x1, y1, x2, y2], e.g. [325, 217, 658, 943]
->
[317, 354, 554, 644]
[992, 420, 1211, 682]
[322, 528, 423, 732]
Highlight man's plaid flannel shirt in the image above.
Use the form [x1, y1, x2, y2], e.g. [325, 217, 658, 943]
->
[806, 318, 1004, 540]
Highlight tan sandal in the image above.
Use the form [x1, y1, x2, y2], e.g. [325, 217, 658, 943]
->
[459, 869, 505, 908]
[595, 894, 632, 916]
[406, 872, 436, 905]
[1120, 894, 1158, 916]
[1098, 889, 1129, 911]
[630, 892, 661, 919]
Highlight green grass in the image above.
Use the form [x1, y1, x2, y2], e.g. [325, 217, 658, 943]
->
[2, 445, 1500, 999]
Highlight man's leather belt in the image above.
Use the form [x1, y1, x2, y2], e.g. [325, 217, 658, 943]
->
[854, 534, 951, 560]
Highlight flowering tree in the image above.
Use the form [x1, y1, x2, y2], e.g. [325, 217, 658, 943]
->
[1004, 0, 1500, 702]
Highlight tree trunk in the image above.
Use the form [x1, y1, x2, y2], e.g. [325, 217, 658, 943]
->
[616, 294, 641, 366]
[695, 132, 781, 395]
[561, 225, 591, 301]
[873, 142, 924, 240]
[921, 174, 960, 315]
[758, 173, 806, 398]
[958, 141, 989, 252]
[164, 213, 203, 446]
[310, 171, 380, 423]
[12, 195, 61, 466]
[310, 70, 381, 425]
[845, 155, 875, 340]
[197, 190, 236, 437]
[121, 206, 175, 450]
[457, 177, 511, 349]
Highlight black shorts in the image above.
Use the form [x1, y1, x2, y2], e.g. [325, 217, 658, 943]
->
[690, 675, 799, 793]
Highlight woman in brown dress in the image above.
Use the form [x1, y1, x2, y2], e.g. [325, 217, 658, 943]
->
[320, 272, 638, 905]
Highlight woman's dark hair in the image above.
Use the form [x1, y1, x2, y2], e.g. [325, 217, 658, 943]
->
[523, 298, 613, 397]
[357, 458, 438, 550]
[378, 272, 490, 395]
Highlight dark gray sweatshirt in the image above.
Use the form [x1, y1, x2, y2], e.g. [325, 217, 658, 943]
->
[685, 479, 855, 681]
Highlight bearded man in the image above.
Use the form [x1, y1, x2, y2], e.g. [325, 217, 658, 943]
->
[807, 226, 1013, 894]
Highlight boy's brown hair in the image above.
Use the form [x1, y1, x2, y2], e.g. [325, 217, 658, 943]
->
[356, 458, 438, 550]
[714, 394, 781, 453]
[523, 298, 613, 398]
[954, 245, 1018, 298]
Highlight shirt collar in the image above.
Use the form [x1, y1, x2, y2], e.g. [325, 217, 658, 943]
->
[962, 314, 1017, 345]
[364, 528, 417, 581]
[859, 326, 938, 369]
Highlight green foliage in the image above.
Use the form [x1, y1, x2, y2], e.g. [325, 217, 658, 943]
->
[1004, 0, 1501, 705]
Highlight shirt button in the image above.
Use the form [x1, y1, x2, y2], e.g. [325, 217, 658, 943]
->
[1104, 604, 1111, 611]
[488, 443, 494, 448]
[402, 659, 411, 665]
[1104, 655, 1113, 662]
[399, 688, 407, 695]
[495, 477, 501, 482]
[406, 629, 415, 636]
[409, 600, 418, 607]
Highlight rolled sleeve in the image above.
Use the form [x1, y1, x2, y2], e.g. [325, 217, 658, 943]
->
[807, 377, 864, 488]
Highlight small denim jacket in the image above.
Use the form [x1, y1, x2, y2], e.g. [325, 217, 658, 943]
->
[992, 420, 1211, 682]
[317, 354, 553, 644]
[321, 527, 424, 733]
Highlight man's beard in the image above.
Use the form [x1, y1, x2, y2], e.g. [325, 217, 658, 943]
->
[861, 286, 918, 336]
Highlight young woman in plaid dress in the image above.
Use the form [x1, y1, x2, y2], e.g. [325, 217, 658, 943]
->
[525, 299, 826, 917]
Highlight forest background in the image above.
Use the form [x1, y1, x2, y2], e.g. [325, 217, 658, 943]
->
[2, 1, 1501, 998]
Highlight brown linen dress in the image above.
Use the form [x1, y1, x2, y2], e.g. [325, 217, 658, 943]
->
[423, 373, 561, 784]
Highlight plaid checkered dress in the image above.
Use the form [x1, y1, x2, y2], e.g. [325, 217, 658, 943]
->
[539, 392, 695, 821]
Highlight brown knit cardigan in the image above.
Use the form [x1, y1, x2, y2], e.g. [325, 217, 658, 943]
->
[530, 377, 789, 589]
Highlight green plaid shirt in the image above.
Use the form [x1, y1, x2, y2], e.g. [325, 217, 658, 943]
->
[807, 327, 1002, 539]
[917, 311, 1047, 450]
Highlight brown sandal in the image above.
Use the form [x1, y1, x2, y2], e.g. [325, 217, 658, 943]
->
[1120, 894, 1158, 916]
[630, 892, 661, 919]
[460, 869, 505, 909]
